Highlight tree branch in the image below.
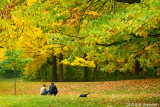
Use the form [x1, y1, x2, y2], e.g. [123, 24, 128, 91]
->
[116, 0, 141, 4]
[148, 34, 160, 38]
[96, 39, 133, 47]
[96, 33, 160, 47]
[131, 33, 160, 38]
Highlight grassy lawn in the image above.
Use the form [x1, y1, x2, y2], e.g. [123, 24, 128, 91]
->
[0, 78, 159, 107]
[0, 95, 114, 107]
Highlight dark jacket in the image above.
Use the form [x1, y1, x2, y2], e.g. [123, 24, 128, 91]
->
[49, 84, 58, 94]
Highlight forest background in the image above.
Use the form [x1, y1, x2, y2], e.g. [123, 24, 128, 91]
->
[0, 0, 159, 82]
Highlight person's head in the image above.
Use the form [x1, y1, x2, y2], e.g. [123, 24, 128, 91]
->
[51, 83, 54, 85]
[43, 84, 46, 87]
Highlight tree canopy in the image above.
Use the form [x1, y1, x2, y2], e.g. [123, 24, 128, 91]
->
[0, 0, 159, 80]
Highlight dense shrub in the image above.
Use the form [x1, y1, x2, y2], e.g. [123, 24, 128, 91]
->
[1, 69, 22, 79]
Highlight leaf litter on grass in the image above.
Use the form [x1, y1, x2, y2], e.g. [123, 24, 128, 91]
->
[0, 78, 159, 106]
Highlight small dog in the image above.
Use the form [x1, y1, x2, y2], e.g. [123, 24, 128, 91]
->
[79, 92, 90, 97]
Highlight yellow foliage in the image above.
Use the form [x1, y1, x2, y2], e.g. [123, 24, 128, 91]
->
[52, 44, 61, 55]
[52, 22, 62, 27]
[24, 57, 47, 75]
[85, 11, 99, 16]
[86, 54, 93, 60]
[129, 54, 134, 58]
[97, 39, 101, 44]
[145, 45, 153, 50]
[62, 59, 70, 65]
[138, 27, 148, 38]
[53, 7, 58, 11]
[0, 15, 53, 74]
[12, 16, 26, 27]
[71, 57, 95, 67]
[62, 57, 95, 67]
[26, 0, 37, 6]
[63, 46, 68, 51]
[0, 48, 5, 61]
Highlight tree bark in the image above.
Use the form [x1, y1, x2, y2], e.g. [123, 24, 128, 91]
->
[84, 66, 89, 81]
[44, 71, 47, 81]
[133, 60, 141, 74]
[84, 53, 89, 81]
[59, 53, 64, 82]
[37, 69, 41, 80]
[132, 59, 142, 74]
[105, 60, 109, 77]
[14, 67, 16, 95]
[52, 55, 57, 82]
[94, 62, 98, 81]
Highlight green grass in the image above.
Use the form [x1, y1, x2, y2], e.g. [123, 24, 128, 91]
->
[0, 78, 159, 107]
[0, 95, 159, 107]
[0, 95, 118, 107]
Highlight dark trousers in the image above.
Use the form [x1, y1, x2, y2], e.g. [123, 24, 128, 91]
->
[49, 91, 58, 96]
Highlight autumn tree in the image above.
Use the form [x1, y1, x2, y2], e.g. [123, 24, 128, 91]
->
[58, 0, 160, 77]
[0, 0, 159, 82]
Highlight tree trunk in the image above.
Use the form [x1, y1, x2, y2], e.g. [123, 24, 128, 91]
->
[132, 60, 141, 74]
[37, 69, 41, 81]
[105, 60, 109, 77]
[94, 62, 98, 81]
[44, 71, 47, 81]
[134, 60, 141, 74]
[84, 66, 89, 81]
[59, 53, 64, 82]
[14, 67, 16, 95]
[83, 53, 89, 81]
[52, 55, 57, 82]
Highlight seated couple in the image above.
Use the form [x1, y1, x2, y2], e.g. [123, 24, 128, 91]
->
[40, 83, 58, 96]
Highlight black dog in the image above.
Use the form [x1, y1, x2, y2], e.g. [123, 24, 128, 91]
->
[79, 92, 90, 97]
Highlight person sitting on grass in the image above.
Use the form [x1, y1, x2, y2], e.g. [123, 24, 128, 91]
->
[49, 83, 58, 96]
[40, 84, 49, 95]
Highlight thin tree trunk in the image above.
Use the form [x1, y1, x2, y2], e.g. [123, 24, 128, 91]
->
[52, 55, 57, 82]
[94, 62, 98, 81]
[84, 66, 89, 81]
[14, 67, 16, 95]
[106, 60, 109, 77]
[44, 71, 47, 81]
[84, 53, 89, 81]
[37, 69, 41, 81]
[59, 53, 64, 82]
